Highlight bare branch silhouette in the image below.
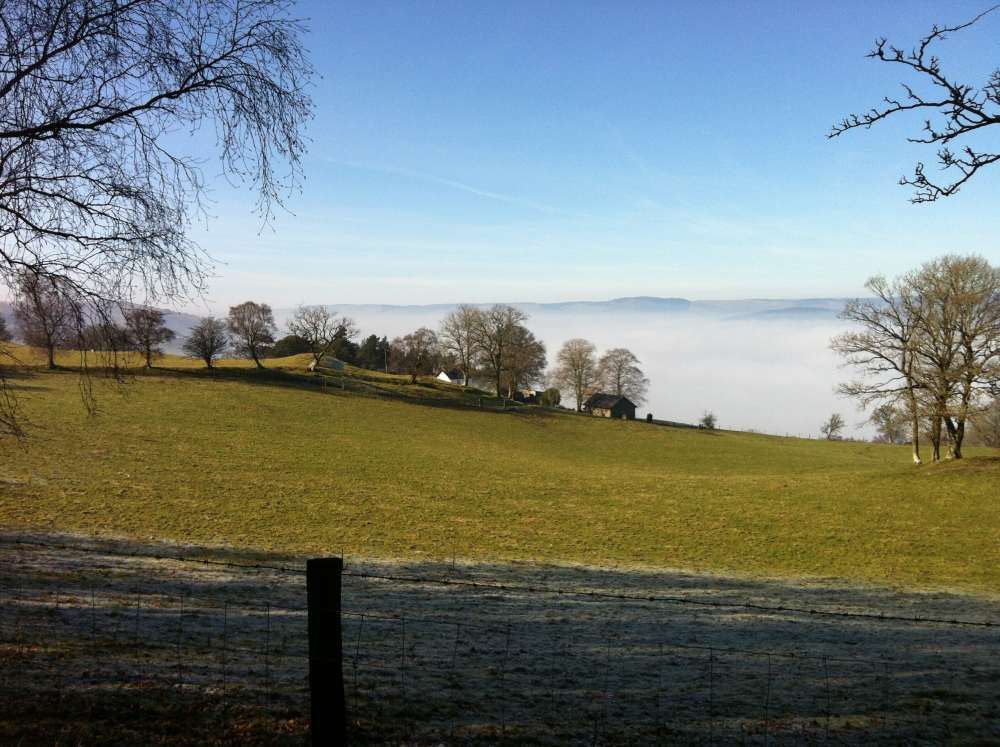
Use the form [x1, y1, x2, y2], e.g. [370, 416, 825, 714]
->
[0, 0, 313, 433]
[829, 5, 1000, 202]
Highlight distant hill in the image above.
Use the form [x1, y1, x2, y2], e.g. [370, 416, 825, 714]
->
[315, 296, 850, 323]
[3, 295, 853, 333]
[722, 305, 847, 322]
[516, 296, 692, 313]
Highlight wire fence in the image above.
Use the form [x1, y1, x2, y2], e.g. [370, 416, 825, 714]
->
[1, 535, 998, 744]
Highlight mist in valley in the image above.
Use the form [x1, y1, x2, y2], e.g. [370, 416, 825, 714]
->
[305, 300, 859, 439]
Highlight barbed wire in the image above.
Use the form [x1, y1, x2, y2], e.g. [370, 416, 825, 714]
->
[2, 547, 997, 744]
[340, 608, 893, 667]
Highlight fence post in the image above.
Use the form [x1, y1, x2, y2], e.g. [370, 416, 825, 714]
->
[307, 557, 346, 745]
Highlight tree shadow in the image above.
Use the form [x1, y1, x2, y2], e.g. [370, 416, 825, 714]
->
[1, 530, 997, 744]
[135, 364, 563, 420]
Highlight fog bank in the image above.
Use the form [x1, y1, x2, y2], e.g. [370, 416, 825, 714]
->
[313, 304, 856, 439]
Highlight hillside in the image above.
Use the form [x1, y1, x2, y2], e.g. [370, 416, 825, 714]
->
[1, 350, 998, 594]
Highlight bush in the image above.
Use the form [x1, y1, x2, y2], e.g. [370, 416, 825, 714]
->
[539, 387, 561, 407]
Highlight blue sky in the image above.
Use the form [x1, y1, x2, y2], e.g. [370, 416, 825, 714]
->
[188, 0, 1000, 310]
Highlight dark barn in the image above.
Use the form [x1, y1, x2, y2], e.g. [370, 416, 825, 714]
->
[582, 393, 637, 420]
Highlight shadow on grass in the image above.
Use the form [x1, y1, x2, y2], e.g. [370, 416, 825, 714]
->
[2, 530, 998, 745]
[0, 367, 54, 393]
[130, 364, 566, 420]
[5, 382, 53, 393]
[0, 682, 310, 746]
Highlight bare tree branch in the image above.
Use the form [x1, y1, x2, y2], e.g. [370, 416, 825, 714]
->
[829, 5, 1000, 202]
[0, 0, 313, 434]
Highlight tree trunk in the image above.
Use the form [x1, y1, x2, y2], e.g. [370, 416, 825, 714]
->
[953, 383, 974, 460]
[252, 350, 264, 369]
[145, 347, 153, 368]
[46, 345, 56, 369]
[909, 410, 922, 465]
[930, 416, 942, 462]
[944, 416, 964, 459]
[905, 389, 922, 464]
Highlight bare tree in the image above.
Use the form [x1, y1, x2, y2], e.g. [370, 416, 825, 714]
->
[596, 348, 649, 405]
[551, 338, 597, 411]
[909, 255, 1000, 459]
[1, 0, 313, 298]
[835, 256, 1000, 461]
[470, 305, 527, 397]
[832, 274, 927, 464]
[699, 411, 717, 430]
[868, 403, 909, 444]
[911, 267, 961, 461]
[0, 0, 313, 433]
[125, 308, 175, 368]
[0, 319, 19, 435]
[389, 327, 439, 384]
[820, 413, 846, 440]
[12, 270, 77, 369]
[500, 325, 546, 398]
[288, 305, 358, 366]
[829, 6, 1000, 202]
[227, 302, 276, 369]
[439, 305, 481, 386]
[80, 321, 129, 352]
[969, 396, 1000, 447]
[182, 317, 229, 369]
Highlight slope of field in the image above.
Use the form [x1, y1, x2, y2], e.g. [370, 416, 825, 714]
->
[0, 353, 998, 594]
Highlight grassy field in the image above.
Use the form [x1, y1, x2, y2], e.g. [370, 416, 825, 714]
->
[1, 348, 998, 594]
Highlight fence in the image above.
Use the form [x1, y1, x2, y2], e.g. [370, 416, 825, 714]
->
[1, 534, 998, 744]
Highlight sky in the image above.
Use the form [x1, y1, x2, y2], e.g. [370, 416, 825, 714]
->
[182, 0, 1000, 312]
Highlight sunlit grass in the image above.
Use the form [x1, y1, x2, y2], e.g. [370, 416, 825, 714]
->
[1, 345, 998, 594]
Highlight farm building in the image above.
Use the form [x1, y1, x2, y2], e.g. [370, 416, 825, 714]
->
[582, 393, 637, 420]
[514, 388, 542, 404]
[436, 369, 465, 386]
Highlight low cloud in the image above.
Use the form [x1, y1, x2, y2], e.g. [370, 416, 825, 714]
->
[316, 305, 856, 439]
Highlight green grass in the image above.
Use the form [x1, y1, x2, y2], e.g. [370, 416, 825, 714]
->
[1, 350, 998, 594]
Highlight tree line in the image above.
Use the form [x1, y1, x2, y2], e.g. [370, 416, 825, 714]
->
[1, 285, 373, 374]
[4, 270, 178, 370]
[0, 0, 314, 437]
[5, 291, 653, 412]
[426, 304, 650, 408]
[833, 255, 1000, 462]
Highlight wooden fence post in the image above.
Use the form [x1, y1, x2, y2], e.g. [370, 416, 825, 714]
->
[308, 557, 346, 744]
